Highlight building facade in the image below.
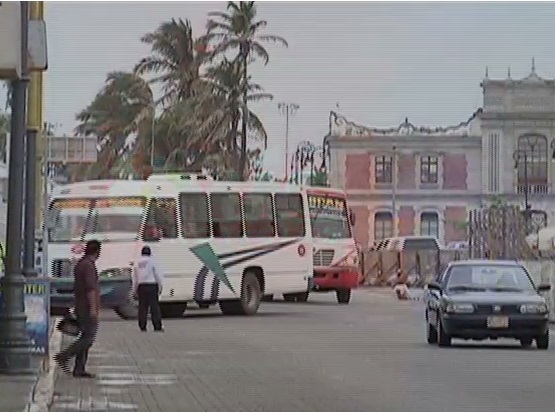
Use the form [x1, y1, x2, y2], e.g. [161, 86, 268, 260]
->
[326, 66, 555, 247]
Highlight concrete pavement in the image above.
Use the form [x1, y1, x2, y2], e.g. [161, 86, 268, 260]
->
[50, 289, 554, 412]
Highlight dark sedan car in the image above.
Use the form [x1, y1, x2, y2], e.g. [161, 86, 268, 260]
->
[425, 260, 551, 349]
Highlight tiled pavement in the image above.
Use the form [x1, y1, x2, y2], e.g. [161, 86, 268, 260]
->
[1, 356, 43, 412]
[49, 291, 555, 412]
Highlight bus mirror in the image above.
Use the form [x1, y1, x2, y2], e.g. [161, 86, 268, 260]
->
[349, 209, 356, 226]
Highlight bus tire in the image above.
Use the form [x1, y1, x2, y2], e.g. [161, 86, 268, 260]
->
[219, 271, 261, 316]
[283, 293, 296, 302]
[261, 294, 274, 302]
[295, 292, 309, 302]
[336, 288, 351, 304]
[115, 303, 138, 320]
[160, 303, 187, 318]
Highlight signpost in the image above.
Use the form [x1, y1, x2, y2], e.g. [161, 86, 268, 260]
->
[41, 135, 97, 282]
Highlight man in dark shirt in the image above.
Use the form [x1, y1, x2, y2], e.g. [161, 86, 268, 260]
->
[55, 240, 101, 378]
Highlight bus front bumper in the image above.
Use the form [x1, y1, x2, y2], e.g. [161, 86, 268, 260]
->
[50, 276, 132, 309]
[312, 267, 361, 291]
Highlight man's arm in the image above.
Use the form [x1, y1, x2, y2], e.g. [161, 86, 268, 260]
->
[83, 261, 100, 319]
[152, 261, 164, 293]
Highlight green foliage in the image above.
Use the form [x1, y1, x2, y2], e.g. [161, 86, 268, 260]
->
[73, 3, 287, 182]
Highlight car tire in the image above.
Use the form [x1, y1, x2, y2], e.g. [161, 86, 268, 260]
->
[219, 271, 261, 316]
[519, 337, 533, 348]
[336, 288, 351, 304]
[536, 331, 549, 350]
[436, 314, 451, 347]
[160, 303, 187, 318]
[427, 323, 437, 344]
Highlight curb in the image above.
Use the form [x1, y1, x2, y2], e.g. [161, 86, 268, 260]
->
[23, 317, 62, 412]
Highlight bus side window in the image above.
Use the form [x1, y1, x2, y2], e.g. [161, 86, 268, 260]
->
[210, 193, 243, 238]
[145, 198, 178, 239]
[179, 193, 210, 238]
[275, 194, 305, 237]
[244, 193, 275, 238]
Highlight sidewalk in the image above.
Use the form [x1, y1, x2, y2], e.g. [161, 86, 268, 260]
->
[0, 356, 43, 412]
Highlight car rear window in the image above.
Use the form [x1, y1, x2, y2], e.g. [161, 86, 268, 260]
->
[403, 238, 438, 251]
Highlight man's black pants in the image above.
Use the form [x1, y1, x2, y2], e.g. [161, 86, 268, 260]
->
[137, 283, 162, 331]
[58, 313, 98, 374]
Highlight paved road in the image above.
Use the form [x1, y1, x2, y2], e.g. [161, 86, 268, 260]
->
[50, 289, 554, 412]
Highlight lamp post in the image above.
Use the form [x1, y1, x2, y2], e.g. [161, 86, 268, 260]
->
[292, 141, 326, 185]
[149, 103, 156, 169]
[278, 102, 299, 181]
[512, 135, 543, 234]
[0, 1, 33, 374]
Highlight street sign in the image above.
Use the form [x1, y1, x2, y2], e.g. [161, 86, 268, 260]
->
[0, 4, 48, 79]
[47, 136, 98, 164]
[0, 1, 22, 79]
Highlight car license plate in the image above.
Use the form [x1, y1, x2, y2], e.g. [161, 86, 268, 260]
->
[487, 316, 509, 328]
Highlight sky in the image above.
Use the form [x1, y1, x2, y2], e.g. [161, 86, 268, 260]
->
[2, 1, 555, 177]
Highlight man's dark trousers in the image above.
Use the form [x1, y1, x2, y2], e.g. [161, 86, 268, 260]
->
[59, 312, 98, 374]
[137, 283, 162, 331]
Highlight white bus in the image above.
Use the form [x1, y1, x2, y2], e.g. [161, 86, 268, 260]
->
[47, 175, 313, 318]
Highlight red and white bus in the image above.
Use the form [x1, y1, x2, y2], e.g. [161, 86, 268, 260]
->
[282, 187, 360, 304]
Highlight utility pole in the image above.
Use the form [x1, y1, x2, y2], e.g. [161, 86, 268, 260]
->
[278, 102, 299, 181]
[23, 1, 44, 277]
[0, 1, 33, 374]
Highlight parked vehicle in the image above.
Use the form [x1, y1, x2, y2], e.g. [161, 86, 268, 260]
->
[424, 260, 551, 349]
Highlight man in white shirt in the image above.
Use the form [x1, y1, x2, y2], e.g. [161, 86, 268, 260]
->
[132, 246, 164, 332]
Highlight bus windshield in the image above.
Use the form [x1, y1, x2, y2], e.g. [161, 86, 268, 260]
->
[308, 194, 351, 239]
[48, 197, 147, 243]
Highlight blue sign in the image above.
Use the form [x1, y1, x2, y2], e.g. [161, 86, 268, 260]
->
[0, 278, 50, 355]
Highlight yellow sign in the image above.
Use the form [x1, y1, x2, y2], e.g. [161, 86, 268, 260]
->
[308, 195, 345, 211]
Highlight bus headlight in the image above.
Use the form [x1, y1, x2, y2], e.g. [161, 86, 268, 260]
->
[100, 267, 132, 278]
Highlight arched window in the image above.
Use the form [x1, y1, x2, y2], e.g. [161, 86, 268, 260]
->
[420, 212, 439, 238]
[374, 212, 393, 240]
[516, 134, 548, 186]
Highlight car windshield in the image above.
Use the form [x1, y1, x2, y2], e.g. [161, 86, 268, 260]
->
[308, 194, 351, 239]
[445, 264, 536, 292]
[48, 197, 146, 243]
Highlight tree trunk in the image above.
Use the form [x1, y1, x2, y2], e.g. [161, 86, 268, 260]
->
[238, 48, 249, 181]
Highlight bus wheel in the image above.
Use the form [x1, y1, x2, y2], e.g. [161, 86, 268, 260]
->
[261, 294, 274, 302]
[336, 288, 351, 304]
[283, 293, 296, 302]
[219, 271, 262, 316]
[160, 303, 187, 318]
[115, 303, 138, 320]
[295, 292, 309, 302]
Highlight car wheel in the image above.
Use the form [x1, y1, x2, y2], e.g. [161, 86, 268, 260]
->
[536, 331, 549, 350]
[427, 323, 437, 345]
[336, 288, 351, 304]
[436, 314, 451, 347]
[519, 337, 533, 348]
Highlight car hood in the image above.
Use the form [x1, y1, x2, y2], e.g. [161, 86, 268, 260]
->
[446, 291, 544, 304]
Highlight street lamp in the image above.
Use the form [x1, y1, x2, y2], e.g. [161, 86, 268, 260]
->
[513, 135, 543, 233]
[292, 141, 326, 185]
[278, 102, 299, 181]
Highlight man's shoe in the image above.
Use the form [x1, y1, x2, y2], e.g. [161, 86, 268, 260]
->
[72, 371, 96, 379]
[54, 354, 71, 375]
[140, 328, 147, 332]
[154, 328, 164, 332]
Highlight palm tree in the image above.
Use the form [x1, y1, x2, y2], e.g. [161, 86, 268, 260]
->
[73, 71, 155, 179]
[134, 18, 209, 107]
[203, 1, 288, 179]
[194, 58, 272, 173]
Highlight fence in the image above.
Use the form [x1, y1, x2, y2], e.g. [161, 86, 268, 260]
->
[359, 250, 469, 287]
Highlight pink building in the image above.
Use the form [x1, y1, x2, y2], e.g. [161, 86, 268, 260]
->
[326, 68, 555, 247]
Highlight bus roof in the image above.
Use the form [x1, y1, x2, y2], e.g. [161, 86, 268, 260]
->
[50, 179, 345, 198]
